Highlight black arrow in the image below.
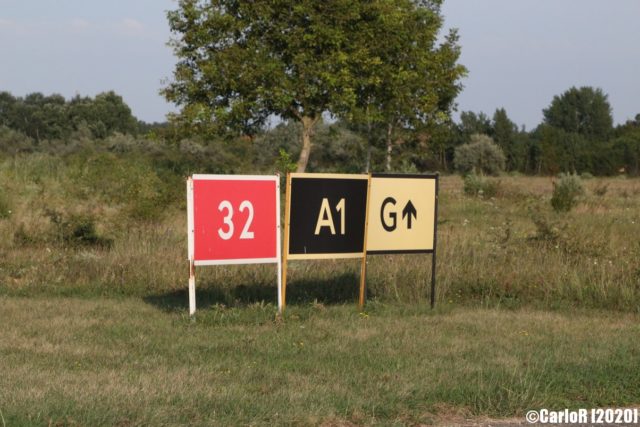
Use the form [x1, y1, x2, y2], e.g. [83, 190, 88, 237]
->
[402, 200, 417, 229]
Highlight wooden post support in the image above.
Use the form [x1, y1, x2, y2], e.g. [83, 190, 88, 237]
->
[358, 173, 372, 310]
[281, 172, 292, 313]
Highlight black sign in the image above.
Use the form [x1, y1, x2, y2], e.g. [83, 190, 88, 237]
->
[287, 175, 368, 259]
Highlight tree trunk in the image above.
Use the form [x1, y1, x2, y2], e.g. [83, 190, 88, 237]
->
[365, 109, 372, 173]
[385, 122, 393, 172]
[296, 115, 319, 173]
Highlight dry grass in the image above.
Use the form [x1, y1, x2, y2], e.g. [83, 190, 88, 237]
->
[430, 175, 640, 311]
[2, 160, 639, 313]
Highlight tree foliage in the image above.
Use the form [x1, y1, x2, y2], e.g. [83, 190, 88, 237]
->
[0, 91, 140, 142]
[454, 134, 505, 176]
[163, 0, 465, 172]
[551, 173, 584, 212]
[492, 108, 519, 171]
[350, 0, 466, 171]
[543, 86, 613, 141]
[611, 125, 640, 176]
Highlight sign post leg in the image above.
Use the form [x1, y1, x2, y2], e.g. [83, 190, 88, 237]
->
[275, 174, 283, 314]
[277, 258, 283, 314]
[281, 253, 288, 313]
[189, 259, 196, 316]
[358, 256, 367, 310]
[430, 251, 436, 309]
[359, 174, 372, 310]
[430, 174, 439, 309]
[281, 172, 292, 313]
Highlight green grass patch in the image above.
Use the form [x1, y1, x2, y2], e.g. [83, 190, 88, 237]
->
[1, 297, 639, 426]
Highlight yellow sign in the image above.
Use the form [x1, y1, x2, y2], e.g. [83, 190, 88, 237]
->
[366, 174, 437, 253]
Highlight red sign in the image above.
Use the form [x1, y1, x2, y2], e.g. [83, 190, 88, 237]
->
[187, 175, 280, 265]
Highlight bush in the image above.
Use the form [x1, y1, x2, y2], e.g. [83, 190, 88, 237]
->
[0, 188, 11, 219]
[551, 173, 584, 212]
[463, 173, 499, 198]
[72, 152, 173, 222]
[0, 126, 36, 154]
[581, 172, 594, 180]
[51, 210, 113, 248]
[454, 134, 506, 176]
[13, 223, 34, 246]
[275, 148, 297, 175]
[593, 182, 609, 196]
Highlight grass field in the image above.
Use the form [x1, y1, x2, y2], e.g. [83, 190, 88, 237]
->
[1, 155, 640, 425]
[1, 297, 639, 426]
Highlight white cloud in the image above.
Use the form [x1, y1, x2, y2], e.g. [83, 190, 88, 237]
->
[120, 18, 144, 33]
[0, 18, 33, 36]
[71, 18, 90, 30]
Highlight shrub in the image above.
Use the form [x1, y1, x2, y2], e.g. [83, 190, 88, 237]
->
[0, 126, 36, 154]
[454, 134, 505, 176]
[0, 188, 11, 219]
[463, 173, 500, 198]
[275, 148, 297, 175]
[551, 173, 584, 212]
[13, 223, 34, 246]
[581, 172, 594, 180]
[46, 209, 113, 248]
[73, 152, 172, 222]
[593, 182, 608, 196]
[530, 215, 562, 243]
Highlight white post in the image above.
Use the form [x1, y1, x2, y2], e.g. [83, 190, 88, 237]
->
[276, 175, 283, 313]
[186, 177, 196, 316]
[189, 260, 196, 316]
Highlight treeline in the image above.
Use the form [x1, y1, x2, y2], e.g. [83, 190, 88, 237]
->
[0, 91, 166, 142]
[0, 87, 639, 176]
[449, 87, 640, 176]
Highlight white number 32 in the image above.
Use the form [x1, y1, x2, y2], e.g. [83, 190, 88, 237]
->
[217, 200, 255, 240]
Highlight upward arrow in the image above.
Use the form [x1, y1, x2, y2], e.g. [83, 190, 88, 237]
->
[402, 200, 417, 229]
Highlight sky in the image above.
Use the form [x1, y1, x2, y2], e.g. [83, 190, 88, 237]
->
[1, 0, 639, 129]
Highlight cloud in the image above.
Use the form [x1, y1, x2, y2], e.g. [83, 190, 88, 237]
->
[71, 18, 90, 30]
[0, 18, 19, 31]
[0, 18, 33, 36]
[120, 18, 145, 34]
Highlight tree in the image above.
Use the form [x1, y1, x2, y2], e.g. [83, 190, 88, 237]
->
[611, 120, 640, 176]
[543, 86, 613, 141]
[540, 87, 614, 175]
[68, 91, 138, 138]
[163, 0, 465, 172]
[0, 92, 17, 128]
[453, 134, 505, 176]
[351, 1, 466, 171]
[492, 108, 518, 170]
[7, 92, 71, 142]
[458, 111, 492, 140]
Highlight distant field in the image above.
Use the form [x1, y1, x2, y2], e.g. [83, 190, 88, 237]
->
[1, 297, 639, 426]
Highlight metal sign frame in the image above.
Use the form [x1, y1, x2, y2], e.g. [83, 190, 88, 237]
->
[365, 173, 439, 308]
[285, 173, 369, 260]
[281, 172, 370, 311]
[187, 174, 282, 315]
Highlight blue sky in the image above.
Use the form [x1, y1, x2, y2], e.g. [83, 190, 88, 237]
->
[0, 0, 176, 123]
[1, 0, 639, 128]
[442, 0, 640, 129]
